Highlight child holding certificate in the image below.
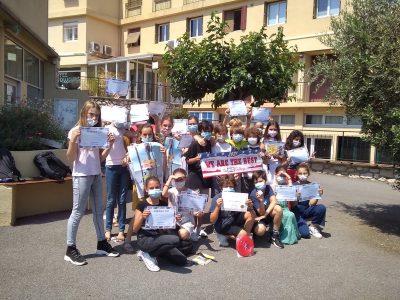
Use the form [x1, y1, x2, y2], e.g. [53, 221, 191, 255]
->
[134, 176, 188, 272]
[226, 126, 248, 151]
[272, 166, 300, 245]
[249, 171, 284, 249]
[284, 130, 310, 182]
[263, 120, 285, 184]
[292, 163, 326, 239]
[64, 100, 119, 266]
[162, 168, 205, 241]
[210, 175, 255, 247]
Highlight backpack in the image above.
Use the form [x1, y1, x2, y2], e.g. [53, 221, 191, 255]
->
[33, 151, 71, 180]
[0, 148, 22, 182]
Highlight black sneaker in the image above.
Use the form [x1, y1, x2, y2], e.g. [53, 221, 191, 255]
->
[96, 239, 120, 257]
[271, 232, 284, 249]
[64, 245, 87, 266]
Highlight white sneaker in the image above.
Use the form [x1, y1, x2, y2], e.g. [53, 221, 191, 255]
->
[199, 229, 208, 237]
[216, 233, 229, 247]
[137, 250, 160, 272]
[309, 226, 323, 239]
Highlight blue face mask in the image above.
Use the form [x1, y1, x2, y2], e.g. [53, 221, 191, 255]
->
[255, 182, 266, 190]
[201, 132, 212, 141]
[222, 187, 235, 193]
[142, 137, 153, 143]
[188, 124, 198, 132]
[232, 134, 244, 143]
[87, 119, 98, 127]
[148, 188, 162, 198]
[276, 176, 286, 185]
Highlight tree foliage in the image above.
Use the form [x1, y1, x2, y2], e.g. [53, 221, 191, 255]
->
[162, 12, 302, 108]
[311, 0, 400, 163]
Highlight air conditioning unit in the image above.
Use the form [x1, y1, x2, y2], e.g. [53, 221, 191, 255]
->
[103, 45, 112, 56]
[89, 41, 101, 54]
[167, 39, 179, 49]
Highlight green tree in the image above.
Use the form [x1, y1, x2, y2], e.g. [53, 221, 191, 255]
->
[311, 0, 400, 163]
[162, 12, 302, 108]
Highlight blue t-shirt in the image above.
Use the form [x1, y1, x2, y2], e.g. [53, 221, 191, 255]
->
[249, 185, 275, 210]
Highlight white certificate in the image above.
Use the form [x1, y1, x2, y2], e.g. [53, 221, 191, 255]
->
[178, 192, 207, 212]
[130, 103, 149, 123]
[144, 206, 176, 230]
[79, 127, 109, 148]
[252, 107, 271, 123]
[265, 141, 285, 156]
[101, 105, 128, 123]
[275, 185, 298, 201]
[297, 183, 321, 202]
[178, 133, 193, 148]
[228, 100, 247, 116]
[172, 119, 188, 134]
[221, 192, 248, 212]
[287, 146, 310, 164]
[148, 101, 166, 118]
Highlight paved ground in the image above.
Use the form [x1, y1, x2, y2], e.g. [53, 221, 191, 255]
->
[0, 173, 399, 299]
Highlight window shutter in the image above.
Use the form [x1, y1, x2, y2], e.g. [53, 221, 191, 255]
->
[240, 6, 247, 31]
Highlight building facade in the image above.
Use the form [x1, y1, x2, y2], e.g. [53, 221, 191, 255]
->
[47, 0, 393, 165]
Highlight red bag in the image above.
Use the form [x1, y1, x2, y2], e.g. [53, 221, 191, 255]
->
[236, 235, 254, 257]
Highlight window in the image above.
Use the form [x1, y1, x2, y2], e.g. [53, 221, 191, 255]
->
[63, 22, 78, 42]
[224, 7, 247, 32]
[189, 17, 203, 37]
[316, 0, 340, 18]
[189, 111, 214, 121]
[325, 115, 343, 125]
[271, 114, 295, 125]
[346, 116, 362, 126]
[306, 115, 323, 125]
[157, 23, 170, 42]
[24, 51, 39, 87]
[266, 1, 287, 26]
[4, 38, 23, 80]
[153, 0, 171, 12]
[337, 137, 370, 162]
[58, 69, 81, 90]
[375, 148, 398, 165]
[305, 115, 345, 126]
[127, 28, 141, 47]
[306, 137, 332, 159]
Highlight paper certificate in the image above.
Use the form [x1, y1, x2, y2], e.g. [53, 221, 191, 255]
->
[287, 146, 310, 164]
[297, 183, 321, 202]
[178, 134, 193, 148]
[178, 192, 207, 212]
[228, 100, 247, 116]
[265, 141, 285, 156]
[144, 206, 176, 230]
[221, 192, 248, 212]
[105, 79, 130, 97]
[252, 107, 271, 123]
[130, 103, 149, 123]
[79, 127, 109, 148]
[172, 119, 188, 134]
[275, 185, 298, 201]
[101, 105, 128, 123]
[148, 101, 166, 117]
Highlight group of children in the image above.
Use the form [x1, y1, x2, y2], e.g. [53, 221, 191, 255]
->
[64, 100, 327, 272]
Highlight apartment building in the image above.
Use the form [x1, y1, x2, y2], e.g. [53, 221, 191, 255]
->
[47, 0, 392, 165]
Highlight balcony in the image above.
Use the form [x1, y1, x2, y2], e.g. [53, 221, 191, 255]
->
[125, 0, 142, 17]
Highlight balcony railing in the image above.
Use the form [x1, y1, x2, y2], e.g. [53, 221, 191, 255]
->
[153, 0, 171, 12]
[125, 0, 142, 17]
[183, 0, 204, 4]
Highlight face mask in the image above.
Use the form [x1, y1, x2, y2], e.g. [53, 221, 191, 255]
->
[174, 181, 185, 189]
[232, 134, 244, 143]
[87, 119, 98, 127]
[298, 175, 308, 181]
[188, 124, 198, 132]
[217, 135, 227, 143]
[254, 182, 266, 190]
[142, 137, 153, 143]
[115, 122, 127, 129]
[201, 132, 212, 141]
[293, 140, 301, 147]
[277, 176, 286, 185]
[248, 137, 258, 145]
[148, 188, 162, 198]
[268, 130, 278, 137]
[222, 187, 235, 193]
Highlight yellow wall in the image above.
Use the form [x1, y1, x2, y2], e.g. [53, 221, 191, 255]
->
[87, 16, 120, 59]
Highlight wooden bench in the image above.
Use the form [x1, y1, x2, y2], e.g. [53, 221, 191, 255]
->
[0, 150, 105, 226]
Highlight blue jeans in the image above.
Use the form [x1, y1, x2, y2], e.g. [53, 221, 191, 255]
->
[67, 175, 104, 246]
[105, 165, 129, 232]
[292, 203, 326, 239]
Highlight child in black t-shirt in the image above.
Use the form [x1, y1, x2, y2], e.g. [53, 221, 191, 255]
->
[133, 176, 187, 272]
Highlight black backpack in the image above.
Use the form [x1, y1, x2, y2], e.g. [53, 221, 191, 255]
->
[33, 151, 71, 180]
[0, 148, 22, 182]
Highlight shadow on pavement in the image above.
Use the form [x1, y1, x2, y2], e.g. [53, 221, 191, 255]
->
[336, 201, 400, 236]
[16, 210, 70, 225]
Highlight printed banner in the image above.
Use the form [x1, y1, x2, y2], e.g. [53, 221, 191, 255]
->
[200, 149, 263, 178]
[127, 142, 164, 198]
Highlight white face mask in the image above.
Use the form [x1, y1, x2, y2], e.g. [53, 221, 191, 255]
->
[247, 137, 258, 145]
[293, 140, 301, 147]
[276, 176, 286, 185]
[268, 130, 278, 137]
[174, 181, 185, 189]
[298, 174, 308, 181]
[87, 119, 98, 127]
